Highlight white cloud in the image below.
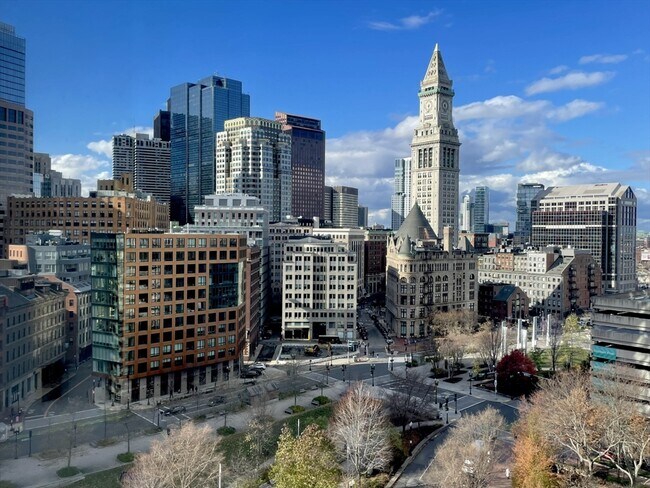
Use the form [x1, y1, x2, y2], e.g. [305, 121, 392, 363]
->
[547, 99, 604, 122]
[525, 71, 615, 95]
[579, 53, 628, 65]
[549, 65, 569, 75]
[368, 10, 442, 31]
[455, 96, 548, 121]
[51, 153, 112, 196]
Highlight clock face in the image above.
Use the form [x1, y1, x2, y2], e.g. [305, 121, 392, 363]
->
[425, 101, 432, 112]
[442, 100, 449, 112]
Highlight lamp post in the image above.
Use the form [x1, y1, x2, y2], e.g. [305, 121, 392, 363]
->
[454, 393, 458, 414]
[309, 359, 312, 372]
[326, 365, 330, 385]
[370, 364, 375, 387]
[390, 357, 394, 372]
[494, 377, 498, 398]
[434, 379, 439, 404]
[291, 354, 297, 406]
[126, 372, 130, 410]
[341, 364, 347, 386]
[469, 371, 473, 395]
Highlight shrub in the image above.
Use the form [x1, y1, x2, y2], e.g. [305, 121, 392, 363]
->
[217, 426, 236, 436]
[117, 452, 135, 463]
[312, 395, 330, 405]
[56, 466, 80, 478]
[288, 405, 306, 414]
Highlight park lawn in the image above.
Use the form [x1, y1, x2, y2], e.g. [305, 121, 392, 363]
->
[219, 404, 334, 464]
[532, 346, 590, 371]
[66, 465, 130, 488]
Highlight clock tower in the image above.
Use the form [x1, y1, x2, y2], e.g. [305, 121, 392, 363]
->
[410, 44, 460, 241]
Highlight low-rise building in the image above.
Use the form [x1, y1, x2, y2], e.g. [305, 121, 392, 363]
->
[313, 227, 365, 295]
[269, 221, 312, 304]
[386, 204, 478, 338]
[478, 246, 602, 319]
[478, 283, 529, 323]
[282, 236, 357, 341]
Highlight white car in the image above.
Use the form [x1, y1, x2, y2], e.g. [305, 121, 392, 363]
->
[249, 363, 266, 371]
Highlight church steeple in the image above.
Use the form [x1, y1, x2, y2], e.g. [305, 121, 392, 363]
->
[421, 43, 452, 90]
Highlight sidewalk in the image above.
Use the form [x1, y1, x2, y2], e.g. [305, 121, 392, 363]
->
[0, 374, 351, 488]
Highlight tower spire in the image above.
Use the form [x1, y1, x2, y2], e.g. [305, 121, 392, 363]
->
[422, 44, 451, 89]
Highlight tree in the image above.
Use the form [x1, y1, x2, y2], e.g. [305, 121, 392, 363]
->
[429, 309, 477, 337]
[123, 422, 223, 488]
[496, 349, 537, 397]
[385, 369, 436, 432]
[270, 424, 340, 488]
[562, 313, 581, 368]
[546, 316, 562, 373]
[330, 382, 392, 486]
[244, 395, 275, 465]
[474, 320, 501, 371]
[425, 407, 506, 488]
[439, 333, 467, 377]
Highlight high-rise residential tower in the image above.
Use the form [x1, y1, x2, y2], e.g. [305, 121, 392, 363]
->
[275, 112, 325, 219]
[515, 183, 544, 244]
[531, 183, 636, 293]
[169, 76, 250, 225]
[472, 186, 489, 233]
[410, 44, 460, 239]
[0, 22, 25, 105]
[391, 157, 412, 230]
[215, 117, 291, 222]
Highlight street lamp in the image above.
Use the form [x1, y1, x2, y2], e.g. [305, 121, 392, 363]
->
[434, 379, 439, 404]
[341, 364, 347, 385]
[126, 372, 130, 410]
[469, 371, 474, 395]
[291, 354, 297, 406]
[370, 364, 375, 387]
[309, 359, 312, 372]
[390, 357, 394, 372]
[326, 364, 330, 385]
[494, 377, 498, 398]
[454, 393, 458, 414]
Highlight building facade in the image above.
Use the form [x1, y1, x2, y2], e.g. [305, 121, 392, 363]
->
[478, 246, 602, 319]
[386, 204, 477, 338]
[531, 183, 636, 293]
[275, 112, 325, 220]
[169, 76, 250, 225]
[358, 206, 368, 228]
[153, 110, 170, 142]
[282, 237, 357, 341]
[472, 186, 489, 233]
[34, 153, 81, 198]
[0, 22, 25, 106]
[0, 99, 33, 258]
[5, 183, 169, 249]
[410, 44, 460, 239]
[591, 292, 650, 415]
[215, 117, 292, 222]
[515, 183, 544, 245]
[0, 275, 67, 413]
[478, 283, 529, 323]
[364, 229, 389, 297]
[269, 221, 313, 303]
[460, 194, 472, 232]
[91, 231, 248, 404]
[313, 228, 366, 295]
[391, 157, 412, 230]
[324, 186, 359, 228]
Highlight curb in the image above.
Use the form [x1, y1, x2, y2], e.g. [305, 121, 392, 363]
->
[385, 424, 447, 488]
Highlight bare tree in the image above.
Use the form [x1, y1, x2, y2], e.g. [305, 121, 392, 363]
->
[330, 382, 392, 486]
[244, 394, 275, 465]
[429, 309, 477, 337]
[546, 316, 562, 373]
[425, 407, 506, 488]
[385, 369, 436, 432]
[474, 320, 501, 371]
[124, 422, 223, 488]
[439, 333, 467, 376]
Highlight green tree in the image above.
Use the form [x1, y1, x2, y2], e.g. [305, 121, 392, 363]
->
[270, 424, 340, 488]
[562, 313, 581, 368]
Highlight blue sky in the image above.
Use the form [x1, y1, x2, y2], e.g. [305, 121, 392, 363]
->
[3, 0, 650, 229]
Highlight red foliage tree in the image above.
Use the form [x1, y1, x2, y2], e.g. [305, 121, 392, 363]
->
[496, 349, 537, 397]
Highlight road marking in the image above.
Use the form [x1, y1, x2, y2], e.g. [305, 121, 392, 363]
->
[44, 374, 92, 417]
[130, 409, 157, 426]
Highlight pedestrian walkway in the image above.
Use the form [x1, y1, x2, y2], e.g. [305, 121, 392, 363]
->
[0, 374, 351, 488]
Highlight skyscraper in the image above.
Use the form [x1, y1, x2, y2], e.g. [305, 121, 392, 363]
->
[0, 22, 25, 105]
[410, 44, 460, 239]
[391, 157, 411, 230]
[275, 112, 325, 219]
[358, 205, 368, 228]
[472, 186, 489, 233]
[169, 76, 250, 225]
[515, 183, 544, 244]
[460, 194, 473, 232]
[153, 110, 170, 142]
[323, 186, 359, 228]
[112, 133, 170, 205]
[531, 183, 637, 293]
[215, 117, 291, 222]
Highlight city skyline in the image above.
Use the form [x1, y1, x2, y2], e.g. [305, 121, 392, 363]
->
[1, 1, 649, 230]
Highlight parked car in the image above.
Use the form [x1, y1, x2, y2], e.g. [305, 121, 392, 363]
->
[241, 369, 261, 378]
[386, 338, 394, 345]
[166, 405, 186, 416]
[209, 396, 225, 406]
[159, 405, 172, 416]
[249, 363, 266, 371]
[304, 344, 321, 356]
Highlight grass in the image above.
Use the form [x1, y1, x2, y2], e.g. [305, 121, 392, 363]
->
[530, 346, 590, 371]
[117, 452, 134, 463]
[0, 481, 17, 488]
[67, 465, 130, 488]
[286, 405, 305, 414]
[57, 466, 81, 478]
[95, 437, 118, 448]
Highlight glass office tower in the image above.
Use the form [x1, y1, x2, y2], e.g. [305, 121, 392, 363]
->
[0, 22, 26, 106]
[169, 76, 250, 225]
